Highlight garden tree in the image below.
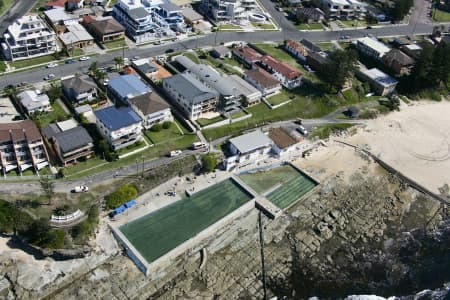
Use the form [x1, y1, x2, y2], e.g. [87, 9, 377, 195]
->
[201, 153, 217, 173]
[98, 90, 107, 101]
[47, 83, 62, 103]
[98, 139, 117, 161]
[0, 200, 32, 235]
[88, 61, 98, 75]
[390, 0, 413, 21]
[94, 69, 107, 82]
[162, 121, 172, 129]
[431, 42, 450, 87]
[39, 176, 54, 205]
[318, 48, 359, 92]
[2, 85, 17, 97]
[150, 123, 163, 132]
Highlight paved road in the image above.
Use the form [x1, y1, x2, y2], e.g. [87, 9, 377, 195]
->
[410, 0, 431, 25]
[0, 0, 39, 33]
[0, 22, 444, 89]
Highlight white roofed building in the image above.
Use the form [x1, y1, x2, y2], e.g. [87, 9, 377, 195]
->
[356, 37, 391, 60]
[1, 14, 58, 61]
[59, 24, 95, 49]
[18, 90, 52, 115]
[321, 0, 367, 20]
[357, 67, 398, 96]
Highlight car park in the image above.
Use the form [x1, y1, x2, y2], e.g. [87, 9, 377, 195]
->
[44, 74, 55, 80]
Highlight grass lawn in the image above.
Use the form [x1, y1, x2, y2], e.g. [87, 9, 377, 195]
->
[0, 60, 6, 72]
[103, 39, 127, 49]
[202, 84, 368, 140]
[310, 123, 355, 139]
[0, 0, 14, 17]
[197, 115, 226, 127]
[218, 24, 242, 30]
[10, 54, 58, 69]
[230, 111, 247, 119]
[31, 0, 48, 12]
[296, 23, 324, 30]
[316, 42, 336, 51]
[119, 178, 252, 263]
[145, 122, 184, 144]
[251, 22, 277, 30]
[433, 9, 450, 22]
[116, 141, 147, 156]
[198, 53, 242, 75]
[70, 48, 84, 57]
[253, 43, 298, 65]
[183, 52, 200, 63]
[266, 91, 293, 106]
[33, 101, 70, 128]
[63, 157, 105, 177]
[340, 19, 367, 28]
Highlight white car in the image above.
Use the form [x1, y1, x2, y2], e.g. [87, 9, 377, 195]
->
[297, 125, 308, 135]
[47, 63, 58, 68]
[73, 185, 89, 193]
[44, 74, 55, 80]
[169, 150, 182, 157]
[79, 56, 90, 61]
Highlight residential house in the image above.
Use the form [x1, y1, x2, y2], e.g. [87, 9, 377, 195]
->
[306, 50, 327, 70]
[181, 7, 203, 25]
[259, 55, 302, 89]
[232, 46, 263, 65]
[41, 120, 94, 166]
[382, 49, 415, 75]
[320, 0, 367, 20]
[67, 0, 84, 11]
[356, 37, 391, 60]
[224, 130, 273, 170]
[284, 39, 309, 61]
[44, 8, 79, 34]
[228, 74, 262, 106]
[18, 90, 52, 115]
[1, 14, 58, 61]
[154, 2, 186, 32]
[268, 127, 299, 157]
[400, 44, 422, 59]
[174, 55, 241, 112]
[202, 0, 258, 22]
[107, 74, 152, 103]
[357, 67, 398, 96]
[87, 16, 125, 42]
[244, 67, 281, 96]
[128, 92, 173, 129]
[94, 106, 142, 150]
[162, 73, 220, 120]
[294, 7, 325, 23]
[45, 0, 67, 10]
[132, 58, 172, 83]
[210, 45, 231, 59]
[61, 75, 98, 103]
[0, 120, 49, 174]
[60, 23, 95, 49]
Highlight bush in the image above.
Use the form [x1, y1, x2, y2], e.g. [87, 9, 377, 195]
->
[201, 153, 217, 173]
[162, 121, 172, 129]
[0, 200, 32, 234]
[71, 205, 99, 243]
[105, 184, 138, 209]
[150, 123, 163, 132]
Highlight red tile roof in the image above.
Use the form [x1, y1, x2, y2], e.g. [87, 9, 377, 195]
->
[285, 39, 308, 57]
[82, 15, 96, 25]
[0, 120, 42, 143]
[46, 0, 67, 7]
[232, 46, 262, 63]
[244, 67, 280, 88]
[261, 55, 302, 80]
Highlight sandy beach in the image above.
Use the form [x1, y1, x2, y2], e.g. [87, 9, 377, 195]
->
[297, 101, 450, 194]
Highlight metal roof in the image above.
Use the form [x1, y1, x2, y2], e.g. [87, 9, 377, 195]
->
[163, 73, 219, 104]
[53, 126, 93, 153]
[362, 68, 398, 87]
[229, 130, 273, 154]
[94, 106, 142, 131]
[108, 74, 151, 100]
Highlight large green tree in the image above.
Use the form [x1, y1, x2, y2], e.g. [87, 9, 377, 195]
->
[390, 0, 414, 21]
[201, 153, 217, 173]
[318, 48, 359, 92]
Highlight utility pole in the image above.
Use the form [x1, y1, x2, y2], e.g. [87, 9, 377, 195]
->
[141, 155, 145, 177]
[258, 211, 268, 300]
[136, 158, 139, 178]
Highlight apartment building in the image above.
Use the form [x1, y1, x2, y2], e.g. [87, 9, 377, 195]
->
[202, 0, 258, 22]
[94, 106, 142, 150]
[321, 0, 367, 20]
[162, 73, 219, 120]
[259, 55, 302, 89]
[356, 37, 391, 60]
[1, 14, 58, 61]
[0, 120, 49, 175]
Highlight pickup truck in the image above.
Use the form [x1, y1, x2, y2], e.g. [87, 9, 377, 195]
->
[72, 186, 89, 193]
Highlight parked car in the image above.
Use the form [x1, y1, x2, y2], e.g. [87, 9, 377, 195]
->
[47, 63, 58, 68]
[43, 74, 55, 80]
[72, 185, 89, 193]
[191, 142, 207, 150]
[65, 59, 75, 64]
[297, 125, 308, 135]
[169, 150, 182, 157]
[366, 26, 373, 29]
[294, 118, 303, 125]
[79, 56, 90, 61]
[165, 48, 174, 54]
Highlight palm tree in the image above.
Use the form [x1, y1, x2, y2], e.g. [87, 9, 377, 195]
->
[114, 56, 123, 70]
[88, 61, 99, 76]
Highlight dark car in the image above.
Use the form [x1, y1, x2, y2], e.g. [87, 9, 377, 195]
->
[65, 59, 75, 64]
[165, 48, 175, 54]
[366, 26, 373, 29]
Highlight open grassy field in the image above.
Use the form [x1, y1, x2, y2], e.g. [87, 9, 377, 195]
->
[10, 54, 58, 69]
[120, 178, 253, 263]
[433, 9, 450, 22]
[197, 115, 226, 127]
[239, 164, 300, 194]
